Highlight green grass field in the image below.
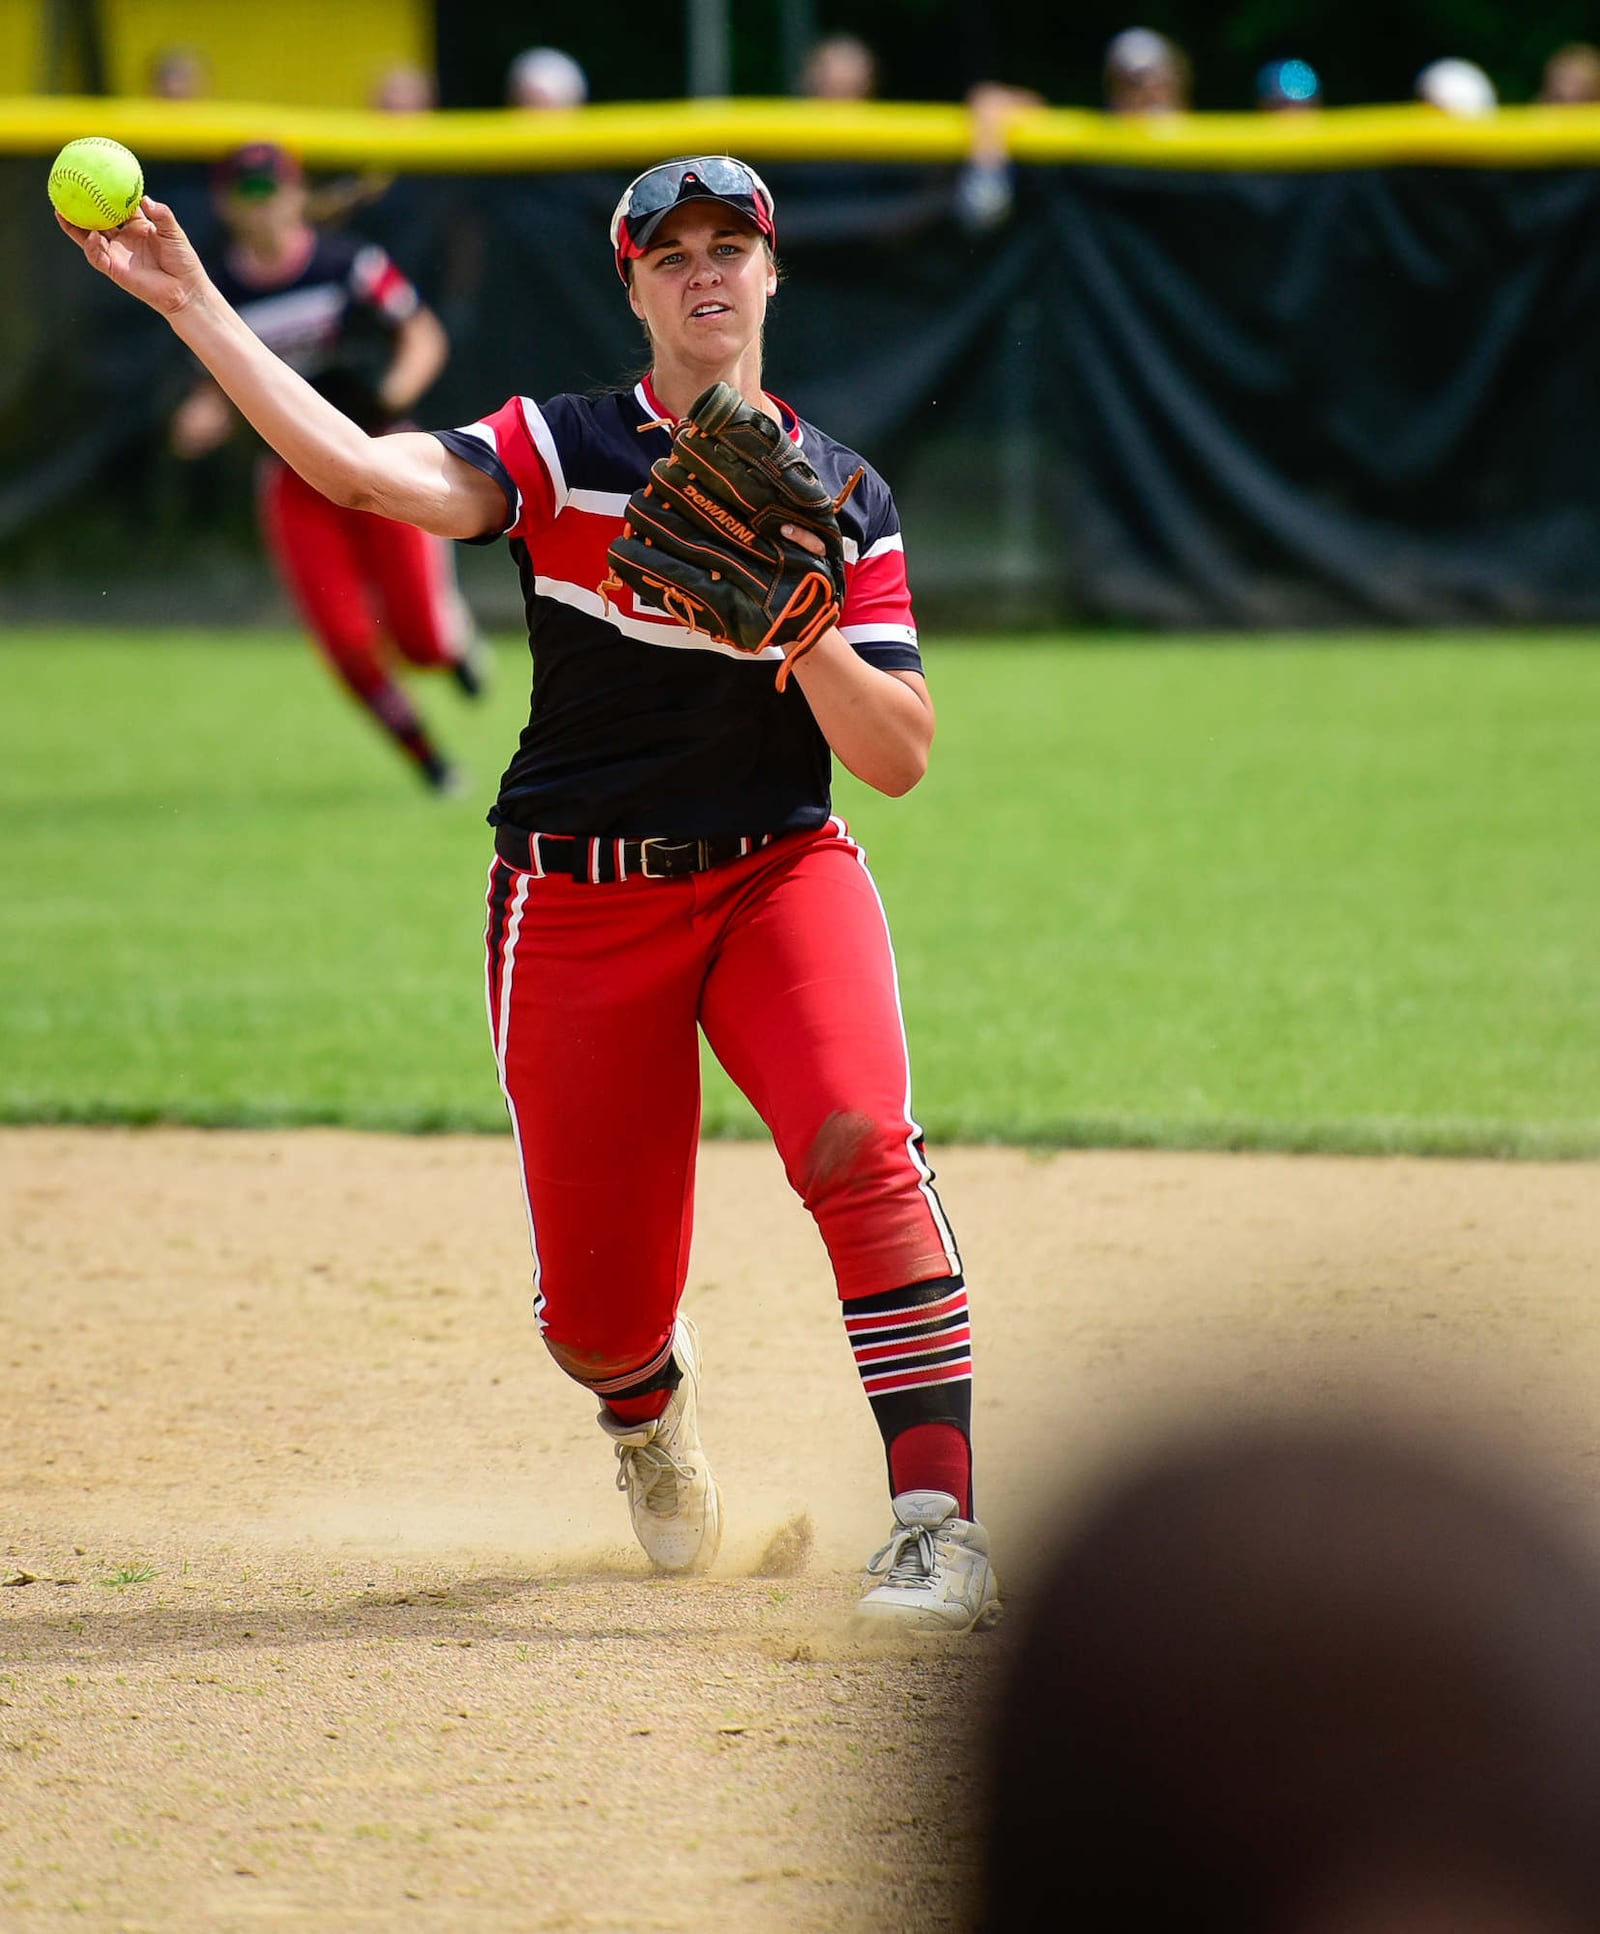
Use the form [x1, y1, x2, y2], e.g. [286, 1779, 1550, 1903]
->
[4, 629, 1598, 1155]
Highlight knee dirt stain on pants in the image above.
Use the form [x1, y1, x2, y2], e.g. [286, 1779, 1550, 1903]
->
[803, 1109, 879, 1196]
[544, 1336, 653, 1384]
[802, 1109, 961, 1295]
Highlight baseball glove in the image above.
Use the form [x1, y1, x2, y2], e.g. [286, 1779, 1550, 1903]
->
[599, 382, 863, 691]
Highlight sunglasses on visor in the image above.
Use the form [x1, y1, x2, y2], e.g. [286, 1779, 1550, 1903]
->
[609, 157, 776, 260]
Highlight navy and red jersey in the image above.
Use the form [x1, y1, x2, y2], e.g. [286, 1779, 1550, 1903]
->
[433, 377, 922, 839]
[208, 230, 420, 430]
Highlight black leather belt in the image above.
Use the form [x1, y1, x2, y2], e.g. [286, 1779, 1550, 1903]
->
[494, 823, 779, 882]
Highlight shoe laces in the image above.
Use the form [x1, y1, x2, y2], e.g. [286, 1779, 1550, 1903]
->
[615, 1437, 697, 1518]
[866, 1523, 939, 1591]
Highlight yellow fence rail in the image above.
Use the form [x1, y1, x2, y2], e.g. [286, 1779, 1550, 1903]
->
[7, 96, 1600, 172]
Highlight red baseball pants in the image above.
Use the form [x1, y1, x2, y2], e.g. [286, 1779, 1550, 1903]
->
[484, 818, 962, 1388]
[258, 460, 471, 698]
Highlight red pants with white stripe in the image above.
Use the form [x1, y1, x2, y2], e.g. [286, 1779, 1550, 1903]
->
[483, 818, 962, 1386]
[258, 460, 470, 698]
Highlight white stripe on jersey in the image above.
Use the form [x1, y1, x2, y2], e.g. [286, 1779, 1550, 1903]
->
[840, 622, 919, 650]
[567, 487, 630, 517]
[537, 573, 786, 664]
[859, 531, 906, 563]
[233, 283, 345, 363]
[520, 398, 570, 513]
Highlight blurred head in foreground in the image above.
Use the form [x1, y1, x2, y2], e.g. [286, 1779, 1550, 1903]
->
[1537, 43, 1600, 105]
[1258, 58, 1322, 113]
[980, 1413, 1600, 1933]
[1415, 57, 1498, 116]
[506, 45, 589, 110]
[1104, 27, 1192, 115]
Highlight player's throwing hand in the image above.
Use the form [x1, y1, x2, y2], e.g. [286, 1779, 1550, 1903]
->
[55, 196, 209, 318]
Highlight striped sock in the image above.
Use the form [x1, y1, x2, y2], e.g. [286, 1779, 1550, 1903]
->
[843, 1276, 974, 1517]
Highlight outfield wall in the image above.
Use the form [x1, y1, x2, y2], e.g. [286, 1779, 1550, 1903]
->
[7, 102, 1600, 628]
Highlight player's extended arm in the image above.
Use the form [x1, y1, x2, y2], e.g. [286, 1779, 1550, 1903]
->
[57, 197, 503, 541]
[377, 302, 450, 418]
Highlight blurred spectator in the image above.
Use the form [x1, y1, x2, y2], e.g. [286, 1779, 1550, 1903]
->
[307, 60, 440, 230]
[371, 60, 437, 114]
[1415, 56, 1498, 116]
[147, 43, 208, 100]
[144, 45, 214, 244]
[505, 45, 589, 109]
[1257, 57, 1322, 112]
[955, 80, 1046, 233]
[1103, 27, 1192, 115]
[979, 1410, 1600, 1932]
[797, 31, 878, 101]
[1537, 42, 1600, 105]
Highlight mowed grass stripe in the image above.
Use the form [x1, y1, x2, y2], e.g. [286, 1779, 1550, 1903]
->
[2, 630, 1597, 1154]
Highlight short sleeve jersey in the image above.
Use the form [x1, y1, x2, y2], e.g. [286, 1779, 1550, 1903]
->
[433, 377, 922, 840]
[208, 231, 420, 429]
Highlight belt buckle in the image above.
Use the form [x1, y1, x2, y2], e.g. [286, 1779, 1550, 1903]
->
[637, 837, 678, 879]
[637, 838, 710, 878]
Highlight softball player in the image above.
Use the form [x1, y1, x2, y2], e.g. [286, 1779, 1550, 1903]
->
[172, 142, 486, 792]
[60, 156, 999, 1634]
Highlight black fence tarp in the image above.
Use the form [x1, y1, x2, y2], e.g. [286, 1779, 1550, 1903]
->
[6, 156, 1600, 630]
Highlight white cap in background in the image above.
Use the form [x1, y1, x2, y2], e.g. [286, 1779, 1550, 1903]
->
[507, 46, 589, 109]
[1415, 57, 1497, 117]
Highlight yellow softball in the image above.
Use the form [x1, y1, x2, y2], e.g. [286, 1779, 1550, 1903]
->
[48, 137, 145, 231]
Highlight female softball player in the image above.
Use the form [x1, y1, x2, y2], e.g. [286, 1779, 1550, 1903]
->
[173, 142, 487, 793]
[60, 155, 999, 1634]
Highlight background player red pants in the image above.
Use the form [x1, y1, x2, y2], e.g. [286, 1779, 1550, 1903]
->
[483, 818, 962, 1388]
[258, 460, 471, 698]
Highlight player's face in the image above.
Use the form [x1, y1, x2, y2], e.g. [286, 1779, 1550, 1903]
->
[219, 180, 309, 247]
[627, 206, 777, 370]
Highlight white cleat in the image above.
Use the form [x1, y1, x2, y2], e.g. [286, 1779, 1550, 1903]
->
[597, 1316, 723, 1575]
[852, 1489, 1002, 1636]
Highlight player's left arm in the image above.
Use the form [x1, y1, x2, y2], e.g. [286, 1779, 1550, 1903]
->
[786, 631, 934, 798]
[780, 517, 934, 797]
[377, 303, 449, 418]
[347, 241, 450, 420]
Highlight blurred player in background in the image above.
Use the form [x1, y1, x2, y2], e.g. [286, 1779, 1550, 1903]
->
[170, 141, 485, 793]
[980, 1408, 1600, 1931]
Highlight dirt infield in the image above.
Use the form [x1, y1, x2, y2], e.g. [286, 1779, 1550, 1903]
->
[5, 1128, 1600, 1931]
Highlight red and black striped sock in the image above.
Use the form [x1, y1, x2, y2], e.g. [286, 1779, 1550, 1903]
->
[843, 1276, 974, 1518]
